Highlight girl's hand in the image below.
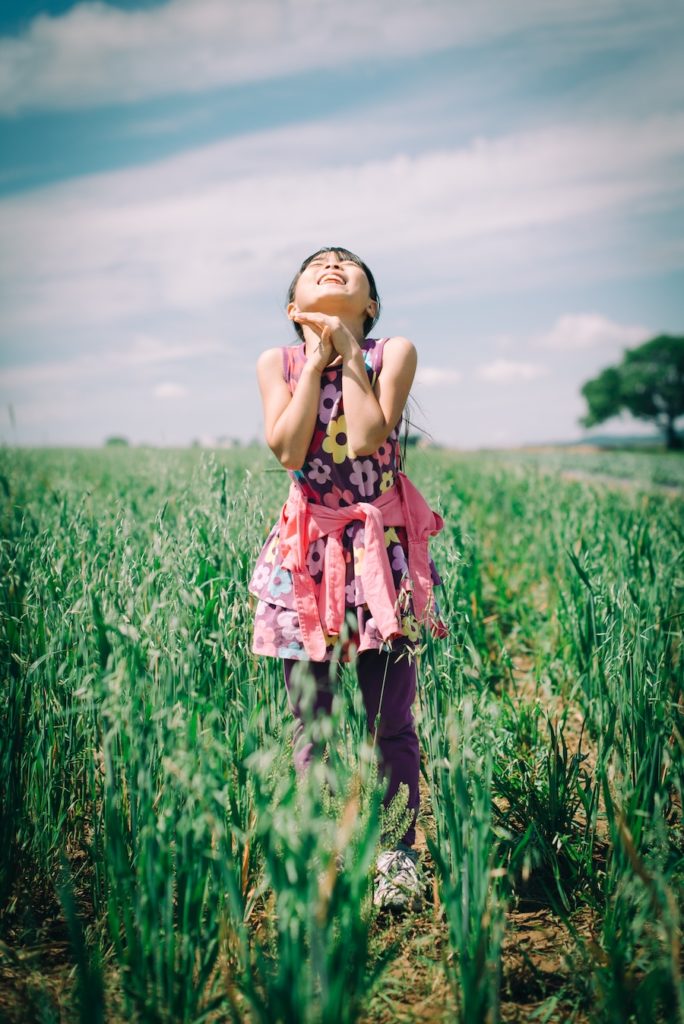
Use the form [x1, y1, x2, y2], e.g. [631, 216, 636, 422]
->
[289, 309, 358, 367]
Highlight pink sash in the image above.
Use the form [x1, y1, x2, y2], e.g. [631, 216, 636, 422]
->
[277, 472, 443, 660]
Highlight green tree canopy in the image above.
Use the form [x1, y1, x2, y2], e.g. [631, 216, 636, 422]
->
[580, 334, 684, 450]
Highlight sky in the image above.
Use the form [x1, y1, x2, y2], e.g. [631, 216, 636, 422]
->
[0, 0, 683, 449]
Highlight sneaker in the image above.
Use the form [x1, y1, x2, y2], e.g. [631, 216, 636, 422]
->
[373, 847, 423, 912]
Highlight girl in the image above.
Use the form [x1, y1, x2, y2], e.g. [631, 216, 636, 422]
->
[248, 247, 446, 911]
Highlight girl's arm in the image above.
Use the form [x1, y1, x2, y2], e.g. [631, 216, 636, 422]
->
[256, 347, 327, 470]
[289, 310, 416, 456]
[342, 335, 416, 455]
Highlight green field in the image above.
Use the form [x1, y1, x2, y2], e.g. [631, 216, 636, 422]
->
[1, 445, 683, 1023]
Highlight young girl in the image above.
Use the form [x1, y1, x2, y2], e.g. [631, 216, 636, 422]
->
[248, 247, 446, 910]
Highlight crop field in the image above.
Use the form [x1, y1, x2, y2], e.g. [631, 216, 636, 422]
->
[1, 445, 683, 1023]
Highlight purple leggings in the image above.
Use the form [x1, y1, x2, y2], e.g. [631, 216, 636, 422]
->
[283, 644, 419, 847]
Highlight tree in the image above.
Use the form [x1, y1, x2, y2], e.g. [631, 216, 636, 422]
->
[580, 335, 684, 450]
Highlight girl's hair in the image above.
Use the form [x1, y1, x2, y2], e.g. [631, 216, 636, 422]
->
[399, 393, 433, 473]
[286, 246, 381, 341]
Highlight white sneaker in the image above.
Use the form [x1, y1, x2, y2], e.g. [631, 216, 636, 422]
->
[373, 848, 423, 912]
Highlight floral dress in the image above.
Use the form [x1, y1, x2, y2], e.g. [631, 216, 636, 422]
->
[248, 337, 444, 662]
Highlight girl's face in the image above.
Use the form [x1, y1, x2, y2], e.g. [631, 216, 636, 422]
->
[288, 250, 377, 326]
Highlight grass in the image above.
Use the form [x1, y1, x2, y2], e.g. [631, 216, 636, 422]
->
[0, 444, 682, 1023]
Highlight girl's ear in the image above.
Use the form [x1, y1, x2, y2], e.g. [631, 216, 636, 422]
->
[286, 301, 298, 320]
[367, 300, 378, 318]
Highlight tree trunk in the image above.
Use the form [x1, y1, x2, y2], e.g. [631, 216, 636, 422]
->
[664, 416, 683, 450]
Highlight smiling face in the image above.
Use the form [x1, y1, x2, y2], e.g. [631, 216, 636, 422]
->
[286, 247, 381, 340]
[291, 251, 374, 318]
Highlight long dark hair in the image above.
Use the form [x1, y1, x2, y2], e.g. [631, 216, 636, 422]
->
[399, 394, 433, 472]
[286, 246, 381, 342]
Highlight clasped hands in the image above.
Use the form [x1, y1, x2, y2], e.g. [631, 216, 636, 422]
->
[288, 308, 360, 372]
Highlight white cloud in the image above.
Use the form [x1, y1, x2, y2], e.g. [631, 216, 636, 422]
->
[415, 366, 463, 387]
[0, 336, 225, 389]
[0, 0, 671, 115]
[128, 336, 225, 364]
[535, 313, 651, 351]
[476, 359, 550, 382]
[153, 381, 187, 398]
[2, 112, 683, 336]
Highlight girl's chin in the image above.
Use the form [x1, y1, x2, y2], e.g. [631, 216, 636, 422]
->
[302, 293, 356, 312]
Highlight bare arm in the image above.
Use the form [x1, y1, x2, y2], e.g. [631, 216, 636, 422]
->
[289, 309, 417, 457]
[341, 336, 416, 455]
[256, 347, 326, 470]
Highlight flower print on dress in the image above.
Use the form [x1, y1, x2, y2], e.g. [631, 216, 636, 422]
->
[306, 538, 325, 579]
[278, 642, 306, 660]
[390, 544, 408, 575]
[268, 566, 293, 598]
[384, 527, 400, 548]
[296, 476, 319, 502]
[309, 427, 327, 454]
[276, 608, 300, 642]
[380, 471, 394, 493]
[345, 578, 364, 606]
[307, 458, 331, 485]
[250, 564, 270, 591]
[401, 612, 421, 642]
[364, 616, 383, 645]
[396, 581, 413, 615]
[263, 533, 279, 565]
[322, 415, 348, 464]
[322, 485, 354, 509]
[354, 545, 365, 576]
[349, 459, 379, 498]
[318, 382, 339, 424]
[375, 442, 393, 468]
[253, 619, 277, 653]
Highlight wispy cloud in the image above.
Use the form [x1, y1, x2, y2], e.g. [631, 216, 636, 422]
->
[535, 313, 651, 351]
[476, 359, 550, 382]
[2, 0, 676, 115]
[2, 112, 683, 336]
[415, 367, 463, 387]
[153, 381, 187, 399]
[1, 336, 225, 389]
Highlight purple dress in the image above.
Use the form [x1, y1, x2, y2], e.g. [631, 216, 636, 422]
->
[248, 337, 444, 662]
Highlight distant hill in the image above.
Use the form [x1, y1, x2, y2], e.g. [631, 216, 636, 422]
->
[524, 432, 683, 451]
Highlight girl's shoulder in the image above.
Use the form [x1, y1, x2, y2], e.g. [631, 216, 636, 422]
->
[256, 343, 305, 387]
[364, 336, 416, 380]
[377, 336, 415, 359]
[281, 342, 306, 389]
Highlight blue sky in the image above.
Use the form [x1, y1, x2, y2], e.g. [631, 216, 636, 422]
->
[1, 0, 683, 449]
